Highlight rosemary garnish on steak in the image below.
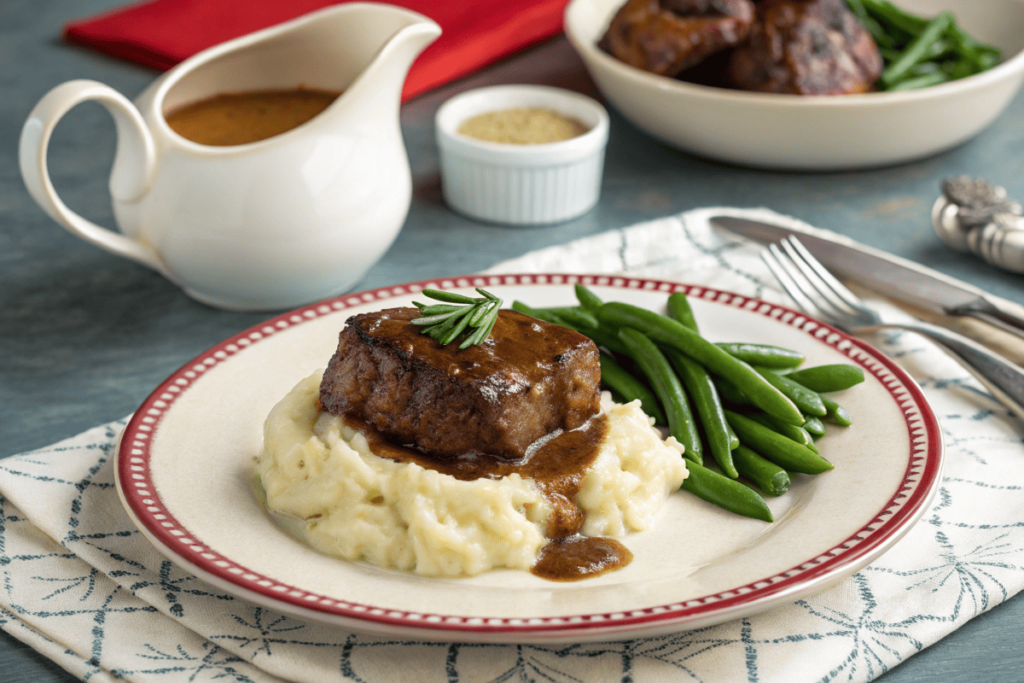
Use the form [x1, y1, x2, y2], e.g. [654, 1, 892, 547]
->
[412, 288, 503, 348]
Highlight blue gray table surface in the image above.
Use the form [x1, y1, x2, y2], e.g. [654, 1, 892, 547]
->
[3, 1, 1024, 681]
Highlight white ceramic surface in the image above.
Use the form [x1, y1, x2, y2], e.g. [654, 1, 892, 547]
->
[564, 0, 1024, 170]
[115, 274, 943, 643]
[435, 85, 609, 224]
[19, 3, 441, 311]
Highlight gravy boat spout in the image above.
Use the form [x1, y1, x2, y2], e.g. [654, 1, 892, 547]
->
[336, 5, 443, 120]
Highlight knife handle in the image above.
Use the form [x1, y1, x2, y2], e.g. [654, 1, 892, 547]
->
[896, 320, 1024, 422]
[962, 298, 1024, 342]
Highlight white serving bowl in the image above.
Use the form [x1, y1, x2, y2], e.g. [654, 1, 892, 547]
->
[436, 85, 609, 225]
[565, 0, 1024, 170]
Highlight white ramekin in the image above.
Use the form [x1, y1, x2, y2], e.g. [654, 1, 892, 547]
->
[435, 85, 609, 225]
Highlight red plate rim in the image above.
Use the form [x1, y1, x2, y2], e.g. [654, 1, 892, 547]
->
[116, 273, 943, 637]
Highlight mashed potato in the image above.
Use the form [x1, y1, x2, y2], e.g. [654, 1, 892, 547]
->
[258, 373, 688, 577]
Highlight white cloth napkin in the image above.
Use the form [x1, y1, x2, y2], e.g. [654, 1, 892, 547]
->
[3, 207, 1024, 683]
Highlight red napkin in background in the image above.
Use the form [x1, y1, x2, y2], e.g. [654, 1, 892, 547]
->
[64, 0, 570, 101]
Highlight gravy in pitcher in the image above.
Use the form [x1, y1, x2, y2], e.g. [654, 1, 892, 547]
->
[165, 87, 342, 146]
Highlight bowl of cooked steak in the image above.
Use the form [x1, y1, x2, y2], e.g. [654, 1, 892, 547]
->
[565, 0, 1024, 169]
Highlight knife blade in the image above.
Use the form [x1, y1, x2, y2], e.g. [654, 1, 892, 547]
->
[710, 214, 1024, 340]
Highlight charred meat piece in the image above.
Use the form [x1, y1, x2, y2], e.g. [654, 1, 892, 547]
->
[726, 0, 883, 94]
[599, 0, 755, 78]
[319, 308, 602, 460]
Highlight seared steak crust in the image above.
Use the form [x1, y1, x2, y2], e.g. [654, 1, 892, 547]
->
[319, 307, 602, 460]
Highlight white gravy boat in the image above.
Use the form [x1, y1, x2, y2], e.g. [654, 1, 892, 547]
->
[20, 3, 441, 310]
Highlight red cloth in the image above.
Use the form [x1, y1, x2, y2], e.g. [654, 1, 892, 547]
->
[64, 0, 569, 100]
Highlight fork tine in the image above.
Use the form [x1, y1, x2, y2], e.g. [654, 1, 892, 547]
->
[782, 237, 865, 314]
[762, 245, 808, 307]
[777, 238, 861, 319]
[761, 244, 833, 319]
[764, 243, 848, 323]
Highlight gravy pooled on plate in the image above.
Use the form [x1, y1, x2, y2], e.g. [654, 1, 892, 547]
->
[165, 87, 341, 146]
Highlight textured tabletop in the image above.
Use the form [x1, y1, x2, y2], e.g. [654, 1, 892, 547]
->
[3, 0, 1024, 680]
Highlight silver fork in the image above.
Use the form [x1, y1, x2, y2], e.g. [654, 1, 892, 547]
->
[763, 236, 1024, 421]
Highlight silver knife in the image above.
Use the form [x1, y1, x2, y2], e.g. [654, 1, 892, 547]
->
[710, 214, 1024, 340]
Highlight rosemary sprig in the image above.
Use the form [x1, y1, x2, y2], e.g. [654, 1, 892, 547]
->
[412, 288, 503, 348]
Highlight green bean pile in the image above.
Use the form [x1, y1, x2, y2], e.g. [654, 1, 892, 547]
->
[514, 286, 866, 523]
[846, 0, 1001, 91]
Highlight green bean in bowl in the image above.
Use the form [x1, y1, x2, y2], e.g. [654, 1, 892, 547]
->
[848, 0, 1002, 91]
[515, 286, 866, 523]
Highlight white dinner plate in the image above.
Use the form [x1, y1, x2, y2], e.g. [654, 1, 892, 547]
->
[115, 273, 943, 643]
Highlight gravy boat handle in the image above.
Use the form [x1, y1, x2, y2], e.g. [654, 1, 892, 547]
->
[20, 79, 167, 274]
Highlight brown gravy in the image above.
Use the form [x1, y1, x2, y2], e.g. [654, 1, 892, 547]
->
[348, 412, 633, 581]
[165, 87, 341, 146]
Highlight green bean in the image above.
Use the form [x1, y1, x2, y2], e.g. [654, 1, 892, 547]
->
[859, 0, 1002, 89]
[905, 61, 943, 77]
[876, 46, 901, 63]
[618, 328, 702, 464]
[681, 461, 773, 522]
[717, 343, 805, 369]
[512, 300, 566, 325]
[667, 349, 737, 478]
[513, 300, 629, 354]
[860, 0, 927, 35]
[976, 51, 1001, 71]
[802, 416, 826, 438]
[946, 21, 1001, 70]
[598, 303, 804, 425]
[744, 410, 817, 451]
[845, 0, 870, 24]
[887, 71, 949, 91]
[580, 324, 631, 355]
[846, 0, 894, 48]
[562, 316, 631, 356]
[822, 396, 853, 426]
[753, 366, 827, 417]
[782, 364, 865, 393]
[667, 292, 699, 333]
[725, 410, 834, 475]
[887, 39, 952, 73]
[880, 11, 954, 88]
[599, 354, 666, 426]
[666, 291, 735, 476]
[574, 284, 604, 314]
[941, 58, 977, 81]
[732, 445, 790, 497]
[523, 305, 599, 329]
[879, 46, 902, 64]
[714, 376, 753, 407]
[727, 421, 740, 450]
